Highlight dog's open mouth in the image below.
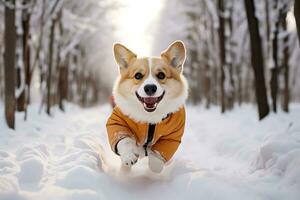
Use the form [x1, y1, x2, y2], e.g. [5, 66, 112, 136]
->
[135, 91, 165, 112]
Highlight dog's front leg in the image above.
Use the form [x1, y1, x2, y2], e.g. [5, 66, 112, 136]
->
[148, 150, 165, 173]
[117, 137, 139, 167]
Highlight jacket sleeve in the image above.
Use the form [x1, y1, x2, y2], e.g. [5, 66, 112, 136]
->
[151, 108, 186, 162]
[106, 108, 133, 154]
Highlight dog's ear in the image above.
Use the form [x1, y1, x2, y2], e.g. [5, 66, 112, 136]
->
[113, 43, 137, 70]
[161, 40, 186, 73]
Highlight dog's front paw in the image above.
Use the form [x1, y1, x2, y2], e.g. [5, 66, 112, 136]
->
[117, 137, 139, 167]
[148, 151, 165, 173]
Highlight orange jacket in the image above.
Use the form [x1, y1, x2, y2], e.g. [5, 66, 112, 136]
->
[106, 106, 186, 161]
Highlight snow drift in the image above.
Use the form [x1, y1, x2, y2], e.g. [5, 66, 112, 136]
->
[0, 103, 300, 200]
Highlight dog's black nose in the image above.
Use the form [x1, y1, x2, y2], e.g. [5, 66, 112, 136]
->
[144, 84, 157, 96]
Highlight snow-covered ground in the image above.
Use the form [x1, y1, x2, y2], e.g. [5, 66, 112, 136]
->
[0, 103, 300, 200]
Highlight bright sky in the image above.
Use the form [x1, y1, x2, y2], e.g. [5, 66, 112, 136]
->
[114, 0, 165, 56]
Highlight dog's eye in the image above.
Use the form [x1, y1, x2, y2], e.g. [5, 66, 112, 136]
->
[157, 72, 166, 80]
[134, 72, 143, 80]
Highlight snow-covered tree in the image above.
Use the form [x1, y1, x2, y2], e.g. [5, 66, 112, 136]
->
[153, 0, 299, 119]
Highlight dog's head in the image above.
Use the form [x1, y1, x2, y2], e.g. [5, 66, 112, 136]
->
[112, 41, 188, 123]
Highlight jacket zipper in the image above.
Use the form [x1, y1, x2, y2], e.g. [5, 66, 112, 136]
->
[143, 123, 156, 156]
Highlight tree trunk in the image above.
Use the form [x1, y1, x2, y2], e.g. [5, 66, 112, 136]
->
[281, 8, 289, 112]
[226, 5, 234, 110]
[237, 65, 242, 106]
[202, 11, 211, 109]
[265, 0, 271, 61]
[270, 0, 279, 113]
[265, 0, 270, 42]
[58, 64, 68, 111]
[16, 4, 25, 112]
[30, 0, 45, 83]
[16, 71, 25, 111]
[58, 50, 69, 111]
[244, 65, 252, 103]
[295, 0, 300, 43]
[188, 47, 198, 104]
[203, 70, 211, 109]
[46, 19, 55, 115]
[16, 64, 25, 111]
[0, 48, 3, 99]
[244, 0, 270, 120]
[56, 13, 67, 111]
[270, 68, 278, 113]
[218, 0, 226, 113]
[4, 0, 16, 129]
[23, 4, 31, 119]
[17, 0, 31, 115]
[212, 67, 219, 105]
[270, 27, 278, 112]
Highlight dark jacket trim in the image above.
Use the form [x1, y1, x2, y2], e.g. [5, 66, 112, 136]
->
[143, 123, 156, 156]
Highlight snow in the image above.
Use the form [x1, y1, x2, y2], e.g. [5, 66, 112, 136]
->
[0, 103, 300, 200]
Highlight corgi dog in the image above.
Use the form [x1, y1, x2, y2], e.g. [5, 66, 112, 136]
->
[106, 41, 188, 173]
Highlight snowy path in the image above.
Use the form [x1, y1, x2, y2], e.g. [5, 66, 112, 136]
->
[0, 104, 300, 200]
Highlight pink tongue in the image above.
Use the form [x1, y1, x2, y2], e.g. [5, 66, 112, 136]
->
[144, 97, 158, 104]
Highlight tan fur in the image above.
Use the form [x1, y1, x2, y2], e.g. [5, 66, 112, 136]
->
[151, 58, 184, 98]
[161, 41, 186, 72]
[113, 43, 137, 69]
